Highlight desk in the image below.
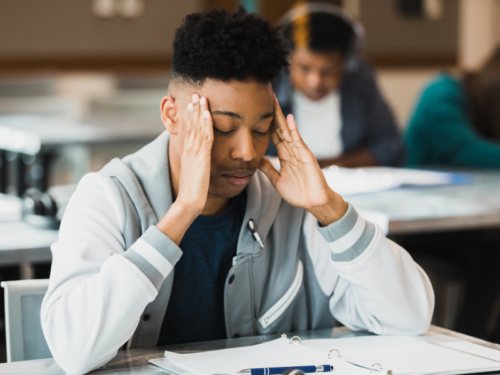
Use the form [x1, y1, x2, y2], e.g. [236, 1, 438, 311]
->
[0, 222, 56, 266]
[349, 170, 500, 235]
[0, 114, 164, 146]
[0, 195, 56, 277]
[1, 326, 499, 374]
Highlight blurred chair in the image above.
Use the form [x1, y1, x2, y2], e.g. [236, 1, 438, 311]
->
[1, 279, 51, 362]
[410, 251, 465, 329]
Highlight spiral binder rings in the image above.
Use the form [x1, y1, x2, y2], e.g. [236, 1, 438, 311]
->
[150, 333, 500, 375]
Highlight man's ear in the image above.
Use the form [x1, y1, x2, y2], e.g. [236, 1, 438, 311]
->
[161, 95, 179, 134]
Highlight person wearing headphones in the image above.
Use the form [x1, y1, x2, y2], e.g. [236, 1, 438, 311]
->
[267, 2, 404, 168]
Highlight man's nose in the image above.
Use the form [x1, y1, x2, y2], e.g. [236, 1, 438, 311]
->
[231, 130, 256, 162]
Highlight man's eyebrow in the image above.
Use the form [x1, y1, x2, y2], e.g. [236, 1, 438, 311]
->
[259, 112, 273, 121]
[210, 111, 274, 121]
[211, 110, 243, 120]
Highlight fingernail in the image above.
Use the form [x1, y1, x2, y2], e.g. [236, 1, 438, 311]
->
[200, 97, 206, 105]
[203, 110, 210, 120]
[188, 103, 193, 111]
[192, 94, 199, 104]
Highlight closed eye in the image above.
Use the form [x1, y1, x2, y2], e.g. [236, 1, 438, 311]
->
[214, 128, 234, 135]
[254, 130, 269, 136]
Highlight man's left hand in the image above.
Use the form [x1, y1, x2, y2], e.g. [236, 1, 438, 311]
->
[258, 97, 348, 226]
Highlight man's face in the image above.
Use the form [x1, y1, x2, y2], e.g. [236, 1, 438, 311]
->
[176, 78, 274, 198]
[290, 47, 345, 101]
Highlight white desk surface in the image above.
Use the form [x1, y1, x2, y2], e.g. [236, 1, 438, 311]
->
[1, 326, 499, 374]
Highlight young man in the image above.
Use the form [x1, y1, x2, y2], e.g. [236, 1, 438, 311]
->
[267, 3, 404, 168]
[42, 7, 433, 375]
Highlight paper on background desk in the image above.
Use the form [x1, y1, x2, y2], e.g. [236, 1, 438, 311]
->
[322, 166, 473, 197]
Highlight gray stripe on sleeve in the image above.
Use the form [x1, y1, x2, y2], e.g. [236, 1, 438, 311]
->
[316, 203, 358, 243]
[123, 249, 165, 290]
[141, 226, 183, 266]
[330, 221, 376, 262]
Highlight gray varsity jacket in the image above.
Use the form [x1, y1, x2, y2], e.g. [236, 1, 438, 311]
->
[42, 131, 433, 375]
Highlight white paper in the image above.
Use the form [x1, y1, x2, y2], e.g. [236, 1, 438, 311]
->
[302, 336, 500, 375]
[439, 341, 500, 363]
[151, 336, 500, 375]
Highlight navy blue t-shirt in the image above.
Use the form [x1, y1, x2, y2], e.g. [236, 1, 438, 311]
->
[157, 191, 247, 346]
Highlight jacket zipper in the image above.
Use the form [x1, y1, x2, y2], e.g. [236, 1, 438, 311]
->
[258, 260, 304, 330]
[232, 218, 264, 266]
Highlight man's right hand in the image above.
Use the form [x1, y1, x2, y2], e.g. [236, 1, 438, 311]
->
[176, 94, 214, 214]
[156, 94, 214, 245]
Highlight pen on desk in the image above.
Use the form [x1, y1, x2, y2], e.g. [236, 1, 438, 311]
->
[238, 365, 333, 375]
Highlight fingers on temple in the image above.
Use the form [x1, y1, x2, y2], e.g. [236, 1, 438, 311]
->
[203, 112, 214, 145]
[199, 97, 213, 143]
[287, 114, 302, 144]
[192, 94, 201, 122]
[273, 97, 293, 143]
[185, 101, 194, 148]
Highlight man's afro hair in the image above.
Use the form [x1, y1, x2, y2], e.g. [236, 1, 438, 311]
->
[171, 6, 290, 85]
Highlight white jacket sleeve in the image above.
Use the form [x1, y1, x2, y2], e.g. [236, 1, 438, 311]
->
[304, 203, 434, 335]
[41, 173, 182, 375]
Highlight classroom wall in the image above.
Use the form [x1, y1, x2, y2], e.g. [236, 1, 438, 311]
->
[375, 68, 444, 130]
[458, 0, 500, 70]
[359, 0, 459, 65]
[0, 0, 202, 64]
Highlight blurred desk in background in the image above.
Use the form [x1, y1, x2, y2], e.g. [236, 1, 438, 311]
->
[349, 170, 500, 235]
[0, 222, 56, 267]
[0, 114, 164, 146]
[1, 171, 499, 275]
[0, 195, 56, 278]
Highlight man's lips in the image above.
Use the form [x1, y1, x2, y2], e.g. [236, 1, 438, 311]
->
[222, 171, 253, 186]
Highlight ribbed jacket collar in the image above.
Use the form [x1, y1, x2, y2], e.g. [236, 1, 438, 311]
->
[121, 131, 284, 255]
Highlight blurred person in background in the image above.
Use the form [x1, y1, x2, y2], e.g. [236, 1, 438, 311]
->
[406, 44, 500, 167]
[403, 44, 500, 343]
[266, 2, 404, 168]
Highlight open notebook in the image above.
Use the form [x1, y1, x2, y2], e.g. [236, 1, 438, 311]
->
[150, 334, 500, 375]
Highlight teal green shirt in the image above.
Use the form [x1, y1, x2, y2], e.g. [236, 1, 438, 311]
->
[405, 74, 500, 168]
